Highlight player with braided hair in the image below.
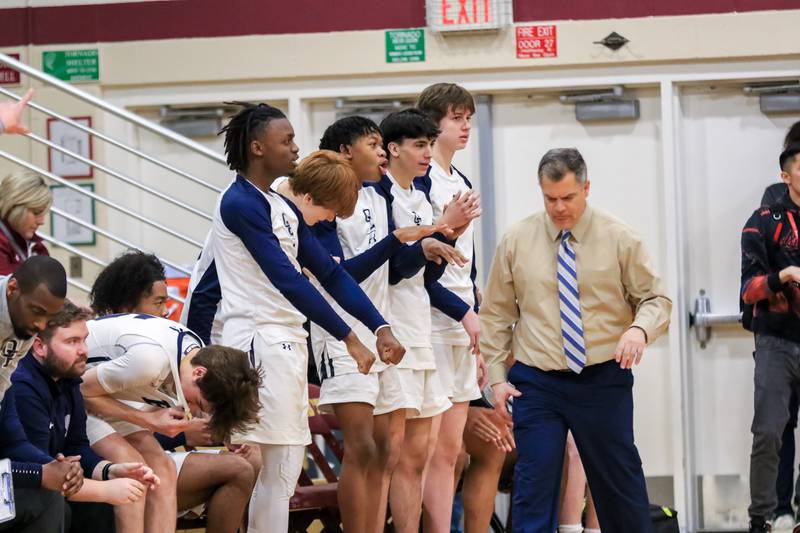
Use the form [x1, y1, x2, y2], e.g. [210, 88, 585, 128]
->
[185, 101, 405, 532]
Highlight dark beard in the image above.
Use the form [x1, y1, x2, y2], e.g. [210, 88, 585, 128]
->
[41, 356, 81, 380]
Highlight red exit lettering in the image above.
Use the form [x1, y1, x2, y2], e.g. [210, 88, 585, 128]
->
[440, 0, 491, 25]
[537, 26, 554, 37]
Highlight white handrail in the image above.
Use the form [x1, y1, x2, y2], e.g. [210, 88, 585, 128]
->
[38, 232, 185, 304]
[49, 206, 191, 276]
[0, 52, 226, 166]
[0, 86, 223, 193]
[0, 150, 204, 248]
[25, 131, 212, 221]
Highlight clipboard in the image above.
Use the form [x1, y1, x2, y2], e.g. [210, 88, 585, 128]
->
[0, 458, 15, 523]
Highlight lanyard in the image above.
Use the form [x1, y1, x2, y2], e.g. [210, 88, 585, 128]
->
[169, 326, 205, 418]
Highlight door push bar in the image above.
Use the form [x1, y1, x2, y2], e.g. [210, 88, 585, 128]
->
[689, 289, 742, 349]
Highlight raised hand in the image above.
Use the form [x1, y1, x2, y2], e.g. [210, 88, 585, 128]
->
[439, 190, 481, 233]
[0, 88, 33, 135]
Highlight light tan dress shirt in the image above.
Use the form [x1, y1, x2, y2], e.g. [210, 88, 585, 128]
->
[481, 206, 672, 384]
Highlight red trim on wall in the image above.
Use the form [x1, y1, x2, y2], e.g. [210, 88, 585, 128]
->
[512, 0, 800, 21]
[0, 0, 426, 47]
[0, 0, 796, 48]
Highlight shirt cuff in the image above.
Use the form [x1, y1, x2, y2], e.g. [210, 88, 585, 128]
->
[767, 272, 785, 294]
[488, 363, 508, 385]
[630, 321, 653, 345]
[11, 462, 42, 489]
[374, 324, 391, 336]
[387, 233, 403, 252]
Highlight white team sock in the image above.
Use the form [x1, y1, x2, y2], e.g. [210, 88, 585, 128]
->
[558, 525, 583, 533]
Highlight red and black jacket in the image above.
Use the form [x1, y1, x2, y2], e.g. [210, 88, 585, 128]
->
[741, 191, 800, 341]
[0, 219, 48, 276]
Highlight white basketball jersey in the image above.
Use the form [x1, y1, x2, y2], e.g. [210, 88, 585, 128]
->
[86, 314, 202, 410]
[385, 172, 435, 369]
[312, 186, 392, 376]
[426, 161, 475, 345]
[212, 178, 305, 351]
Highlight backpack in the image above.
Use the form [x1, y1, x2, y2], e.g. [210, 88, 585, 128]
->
[650, 504, 680, 533]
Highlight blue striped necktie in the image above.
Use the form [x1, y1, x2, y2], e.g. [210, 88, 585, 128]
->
[557, 230, 586, 373]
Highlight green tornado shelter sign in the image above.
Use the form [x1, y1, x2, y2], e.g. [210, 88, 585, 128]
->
[43, 49, 99, 82]
[386, 29, 426, 63]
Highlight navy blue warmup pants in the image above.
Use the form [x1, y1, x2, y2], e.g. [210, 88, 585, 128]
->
[508, 360, 652, 533]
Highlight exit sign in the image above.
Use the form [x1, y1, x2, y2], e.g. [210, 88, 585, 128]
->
[0, 53, 20, 85]
[426, 0, 513, 32]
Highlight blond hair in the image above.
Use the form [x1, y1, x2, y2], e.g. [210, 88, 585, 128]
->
[0, 172, 52, 229]
[289, 150, 361, 218]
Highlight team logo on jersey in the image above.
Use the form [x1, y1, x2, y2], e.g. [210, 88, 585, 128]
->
[412, 211, 422, 225]
[282, 213, 294, 236]
[281, 343, 293, 351]
[363, 208, 377, 245]
[1, 339, 20, 368]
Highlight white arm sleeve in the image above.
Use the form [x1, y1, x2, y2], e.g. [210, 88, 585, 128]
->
[95, 341, 171, 396]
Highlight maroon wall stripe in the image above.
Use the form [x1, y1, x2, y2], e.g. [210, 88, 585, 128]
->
[0, 0, 796, 48]
[513, 0, 800, 21]
[0, 0, 426, 47]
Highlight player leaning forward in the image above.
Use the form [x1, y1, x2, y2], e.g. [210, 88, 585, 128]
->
[80, 313, 262, 533]
[201, 102, 405, 533]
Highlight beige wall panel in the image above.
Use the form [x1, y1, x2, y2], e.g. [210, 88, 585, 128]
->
[21, 10, 795, 88]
